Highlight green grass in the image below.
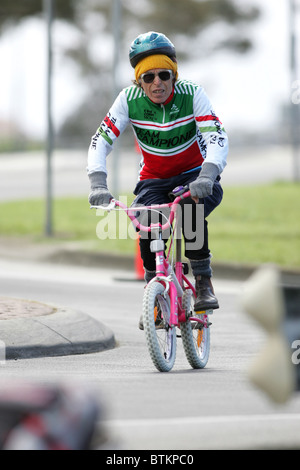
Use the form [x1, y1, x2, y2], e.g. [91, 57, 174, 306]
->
[0, 195, 136, 255]
[0, 182, 299, 268]
[208, 182, 300, 268]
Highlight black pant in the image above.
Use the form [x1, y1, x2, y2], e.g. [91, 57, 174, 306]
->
[132, 170, 223, 272]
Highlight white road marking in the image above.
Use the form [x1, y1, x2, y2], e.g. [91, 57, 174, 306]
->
[104, 413, 300, 428]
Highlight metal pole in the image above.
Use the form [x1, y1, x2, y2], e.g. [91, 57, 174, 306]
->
[289, 0, 300, 182]
[112, 0, 121, 195]
[112, 0, 121, 100]
[44, 0, 54, 235]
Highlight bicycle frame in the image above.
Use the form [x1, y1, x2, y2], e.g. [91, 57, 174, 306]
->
[143, 197, 208, 330]
[91, 189, 210, 330]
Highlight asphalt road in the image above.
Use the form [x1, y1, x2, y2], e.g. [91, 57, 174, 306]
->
[0, 144, 295, 201]
[0, 258, 299, 450]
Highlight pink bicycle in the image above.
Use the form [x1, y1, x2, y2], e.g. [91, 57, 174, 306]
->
[92, 186, 211, 372]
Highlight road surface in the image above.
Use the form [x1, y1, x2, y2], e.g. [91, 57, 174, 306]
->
[0, 258, 299, 450]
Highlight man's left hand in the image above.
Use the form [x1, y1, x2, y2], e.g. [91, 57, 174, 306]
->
[189, 162, 220, 202]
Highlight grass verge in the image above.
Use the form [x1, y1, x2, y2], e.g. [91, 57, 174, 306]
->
[0, 182, 299, 268]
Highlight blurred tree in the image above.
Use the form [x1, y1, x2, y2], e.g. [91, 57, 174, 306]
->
[125, 0, 259, 54]
[0, 0, 260, 145]
[0, 0, 259, 51]
[0, 0, 259, 58]
[0, 0, 75, 27]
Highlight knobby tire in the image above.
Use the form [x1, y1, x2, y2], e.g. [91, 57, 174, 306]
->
[180, 289, 210, 369]
[142, 282, 176, 372]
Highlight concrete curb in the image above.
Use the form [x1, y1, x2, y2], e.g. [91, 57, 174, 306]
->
[41, 248, 300, 282]
[0, 299, 116, 360]
[1, 236, 299, 281]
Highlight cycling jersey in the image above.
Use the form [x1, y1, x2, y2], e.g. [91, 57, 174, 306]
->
[87, 79, 228, 180]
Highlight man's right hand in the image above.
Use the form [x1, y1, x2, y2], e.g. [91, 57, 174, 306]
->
[88, 171, 113, 206]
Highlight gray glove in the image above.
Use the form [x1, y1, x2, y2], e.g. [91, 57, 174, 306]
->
[88, 171, 113, 206]
[189, 162, 219, 200]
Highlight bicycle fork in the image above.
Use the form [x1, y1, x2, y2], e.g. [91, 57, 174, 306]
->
[150, 231, 210, 331]
[149, 237, 180, 328]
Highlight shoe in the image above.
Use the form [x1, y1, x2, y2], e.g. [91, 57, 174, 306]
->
[194, 276, 219, 311]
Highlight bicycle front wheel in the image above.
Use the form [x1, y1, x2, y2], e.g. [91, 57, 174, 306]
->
[180, 289, 210, 369]
[142, 282, 176, 372]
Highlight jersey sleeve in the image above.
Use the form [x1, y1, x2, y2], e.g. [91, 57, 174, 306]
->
[193, 87, 228, 174]
[87, 89, 130, 175]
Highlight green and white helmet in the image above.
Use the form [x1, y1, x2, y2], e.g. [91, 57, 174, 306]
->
[129, 31, 176, 68]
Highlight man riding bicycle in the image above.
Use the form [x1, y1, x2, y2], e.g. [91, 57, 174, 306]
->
[87, 31, 228, 317]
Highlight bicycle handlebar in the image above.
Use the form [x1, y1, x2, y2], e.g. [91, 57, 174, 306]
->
[90, 187, 191, 233]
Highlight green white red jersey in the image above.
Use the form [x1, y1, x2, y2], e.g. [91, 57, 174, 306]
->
[88, 79, 228, 180]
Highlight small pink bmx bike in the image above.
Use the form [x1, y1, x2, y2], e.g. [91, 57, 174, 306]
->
[92, 186, 211, 372]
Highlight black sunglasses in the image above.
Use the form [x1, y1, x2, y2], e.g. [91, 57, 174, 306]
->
[140, 70, 173, 84]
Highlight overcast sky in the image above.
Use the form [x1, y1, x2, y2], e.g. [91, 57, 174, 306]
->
[0, 0, 299, 141]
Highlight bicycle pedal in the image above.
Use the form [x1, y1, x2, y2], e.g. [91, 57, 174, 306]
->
[194, 309, 214, 315]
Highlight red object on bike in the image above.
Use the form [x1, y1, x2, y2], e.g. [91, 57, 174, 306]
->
[135, 236, 144, 280]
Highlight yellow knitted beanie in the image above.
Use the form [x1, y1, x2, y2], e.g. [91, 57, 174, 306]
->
[135, 54, 178, 82]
